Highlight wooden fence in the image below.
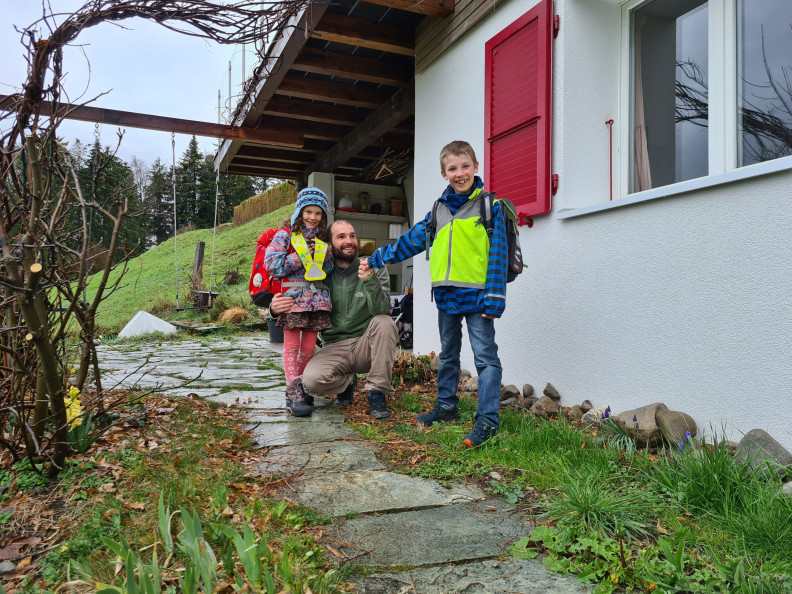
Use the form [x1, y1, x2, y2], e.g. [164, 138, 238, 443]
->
[233, 182, 297, 225]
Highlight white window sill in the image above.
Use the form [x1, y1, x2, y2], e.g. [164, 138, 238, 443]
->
[557, 155, 792, 220]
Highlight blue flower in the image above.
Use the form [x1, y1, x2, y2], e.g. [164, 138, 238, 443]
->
[633, 415, 638, 422]
[635, 423, 640, 429]
[677, 441, 685, 452]
[685, 431, 692, 443]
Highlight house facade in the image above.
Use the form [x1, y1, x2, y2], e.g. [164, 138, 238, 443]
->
[219, 0, 792, 451]
[411, 0, 792, 450]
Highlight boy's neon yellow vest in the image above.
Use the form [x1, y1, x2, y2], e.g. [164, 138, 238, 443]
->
[429, 189, 490, 289]
[291, 233, 328, 281]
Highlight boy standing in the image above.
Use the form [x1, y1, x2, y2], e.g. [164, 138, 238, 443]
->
[360, 141, 508, 446]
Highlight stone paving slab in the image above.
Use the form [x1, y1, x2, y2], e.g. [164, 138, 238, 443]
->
[351, 558, 587, 593]
[249, 420, 352, 448]
[244, 407, 344, 426]
[324, 500, 524, 566]
[280, 470, 484, 517]
[258, 441, 385, 476]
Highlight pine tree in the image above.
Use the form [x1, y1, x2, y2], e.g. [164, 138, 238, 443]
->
[143, 158, 174, 246]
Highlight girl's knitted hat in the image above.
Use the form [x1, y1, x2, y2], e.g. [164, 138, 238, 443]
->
[292, 187, 329, 225]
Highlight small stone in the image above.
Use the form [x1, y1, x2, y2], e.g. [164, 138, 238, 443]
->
[581, 406, 607, 425]
[0, 561, 15, 574]
[430, 356, 440, 373]
[500, 397, 517, 407]
[723, 440, 739, 455]
[656, 410, 697, 446]
[522, 384, 534, 398]
[783, 482, 792, 499]
[580, 399, 593, 413]
[460, 376, 478, 393]
[543, 382, 561, 401]
[566, 404, 584, 423]
[460, 369, 472, 381]
[736, 429, 792, 478]
[530, 395, 560, 417]
[614, 403, 669, 448]
[500, 384, 520, 401]
[489, 471, 502, 480]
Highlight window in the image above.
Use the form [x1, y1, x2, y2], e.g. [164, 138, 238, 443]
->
[738, 0, 792, 166]
[626, 0, 792, 194]
[485, 0, 553, 218]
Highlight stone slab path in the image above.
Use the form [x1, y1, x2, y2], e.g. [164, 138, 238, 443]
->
[98, 334, 585, 593]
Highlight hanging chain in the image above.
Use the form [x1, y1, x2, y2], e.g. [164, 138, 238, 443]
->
[171, 133, 179, 308]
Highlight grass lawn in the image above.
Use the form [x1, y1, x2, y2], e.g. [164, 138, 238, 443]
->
[337, 368, 792, 594]
[86, 204, 295, 333]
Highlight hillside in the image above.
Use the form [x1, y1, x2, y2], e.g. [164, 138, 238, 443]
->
[87, 204, 295, 333]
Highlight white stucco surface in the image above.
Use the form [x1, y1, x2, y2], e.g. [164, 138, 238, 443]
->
[412, 0, 792, 451]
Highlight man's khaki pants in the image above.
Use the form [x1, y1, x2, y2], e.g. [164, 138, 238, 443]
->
[302, 315, 398, 397]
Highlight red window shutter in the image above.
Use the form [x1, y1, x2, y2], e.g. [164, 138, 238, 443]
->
[485, 0, 553, 218]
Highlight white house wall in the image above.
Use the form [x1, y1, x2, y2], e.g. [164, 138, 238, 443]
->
[413, 0, 792, 451]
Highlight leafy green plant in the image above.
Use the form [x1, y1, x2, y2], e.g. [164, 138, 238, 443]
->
[488, 480, 524, 504]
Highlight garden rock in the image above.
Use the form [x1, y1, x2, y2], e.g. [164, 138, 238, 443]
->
[501, 397, 517, 408]
[783, 482, 792, 499]
[614, 402, 669, 448]
[430, 356, 440, 373]
[565, 404, 584, 423]
[501, 384, 520, 401]
[523, 384, 535, 398]
[460, 369, 472, 381]
[656, 410, 698, 445]
[460, 376, 478, 393]
[0, 561, 15, 574]
[724, 440, 739, 455]
[581, 406, 606, 425]
[580, 399, 593, 413]
[521, 395, 538, 410]
[543, 382, 561, 402]
[530, 395, 560, 417]
[735, 429, 792, 477]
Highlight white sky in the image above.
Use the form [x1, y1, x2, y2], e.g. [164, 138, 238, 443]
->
[0, 1, 254, 167]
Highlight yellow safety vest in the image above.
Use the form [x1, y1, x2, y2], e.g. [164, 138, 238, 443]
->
[429, 191, 490, 289]
[291, 233, 328, 281]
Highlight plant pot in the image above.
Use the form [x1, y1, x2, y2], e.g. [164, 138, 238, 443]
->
[267, 317, 284, 343]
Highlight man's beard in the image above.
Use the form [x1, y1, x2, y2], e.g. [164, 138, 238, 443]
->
[332, 243, 358, 264]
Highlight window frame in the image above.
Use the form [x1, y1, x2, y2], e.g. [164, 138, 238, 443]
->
[619, 0, 739, 197]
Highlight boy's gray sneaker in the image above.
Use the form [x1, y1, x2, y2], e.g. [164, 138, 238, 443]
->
[416, 404, 460, 427]
[334, 379, 356, 407]
[367, 392, 391, 419]
[462, 419, 497, 447]
[286, 380, 313, 417]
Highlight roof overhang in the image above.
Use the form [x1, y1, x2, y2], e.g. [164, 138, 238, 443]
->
[216, 0, 454, 185]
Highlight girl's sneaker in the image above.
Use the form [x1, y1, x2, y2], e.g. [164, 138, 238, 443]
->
[286, 379, 313, 417]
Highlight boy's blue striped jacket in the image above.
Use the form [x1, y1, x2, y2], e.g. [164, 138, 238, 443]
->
[367, 177, 508, 318]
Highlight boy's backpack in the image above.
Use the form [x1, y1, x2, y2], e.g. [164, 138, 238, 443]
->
[428, 191, 524, 282]
[249, 225, 290, 307]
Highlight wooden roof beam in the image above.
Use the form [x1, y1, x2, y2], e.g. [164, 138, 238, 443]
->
[301, 79, 415, 184]
[262, 96, 369, 127]
[311, 12, 415, 56]
[292, 47, 411, 87]
[0, 94, 303, 147]
[275, 73, 394, 109]
[363, 0, 455, 18]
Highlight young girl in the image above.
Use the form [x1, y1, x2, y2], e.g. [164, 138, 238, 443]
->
[264, 188, 333, 417]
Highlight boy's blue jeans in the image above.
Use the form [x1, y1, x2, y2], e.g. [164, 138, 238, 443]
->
[436, 310, 502, 429]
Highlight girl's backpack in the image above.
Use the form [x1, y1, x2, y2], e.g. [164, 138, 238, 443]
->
[249, 225, 290, 307]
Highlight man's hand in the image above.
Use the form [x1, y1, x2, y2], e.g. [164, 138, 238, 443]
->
[482, 314, 496, 319]
[269, 293, 294, 315]
[358, 257, 373, 280]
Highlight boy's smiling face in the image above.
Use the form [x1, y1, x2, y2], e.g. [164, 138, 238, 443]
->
[441, 152, 479, 194]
